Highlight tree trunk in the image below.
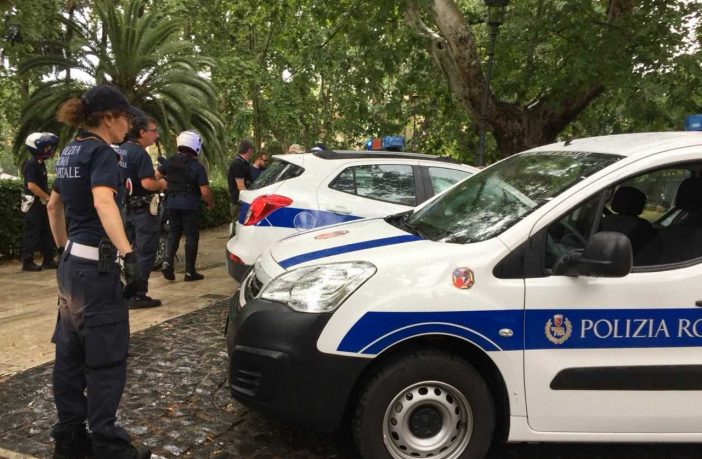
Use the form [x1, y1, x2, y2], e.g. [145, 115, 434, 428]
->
[406, 0, 633, 161]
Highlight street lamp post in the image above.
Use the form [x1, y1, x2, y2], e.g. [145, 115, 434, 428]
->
[477, 0, 509, 167]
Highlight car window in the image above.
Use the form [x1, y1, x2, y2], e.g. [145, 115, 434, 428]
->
[329, 167, 355, 194]
[250, 159, 304, 190]
[544, 165, 702, 273]
[618, 168, 689, 226]
[406, 152, 622, 244]
[546, 194, 605, 271]
[330, 164, 416, 206]
[427, 167, 471, 195]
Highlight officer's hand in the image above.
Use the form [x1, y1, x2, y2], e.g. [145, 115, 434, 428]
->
[122, 252, 145, 299]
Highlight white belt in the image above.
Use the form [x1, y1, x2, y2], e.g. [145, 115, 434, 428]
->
[66, 240, 99, 261]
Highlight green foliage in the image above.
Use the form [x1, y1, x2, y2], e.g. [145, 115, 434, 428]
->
[200, 182, 233, 229]
[1, 0, 699, 172]
[14, 0, 226, 167]
[0, 179, 23, 258]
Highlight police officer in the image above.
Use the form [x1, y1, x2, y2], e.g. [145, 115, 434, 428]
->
[21, 132, 59, 271]
[158, 130, 214, 281]
[46, 84, 150, 459]
[226, 138, 254, 234]
[117, 117, 166, 309]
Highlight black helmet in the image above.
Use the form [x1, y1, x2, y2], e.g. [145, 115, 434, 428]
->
[25, 132, 59, 158]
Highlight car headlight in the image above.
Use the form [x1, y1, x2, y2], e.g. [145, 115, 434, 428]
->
[260, 261, 376, 313]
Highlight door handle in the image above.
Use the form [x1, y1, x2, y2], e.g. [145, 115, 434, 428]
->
[696, 301, 702, 307]
[327, 206, 351, 215]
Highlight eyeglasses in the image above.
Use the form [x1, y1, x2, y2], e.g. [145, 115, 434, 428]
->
[146, 128, 159, 133]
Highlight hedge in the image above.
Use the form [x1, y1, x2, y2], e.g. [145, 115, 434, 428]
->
[0, 179, 231, 260]
[0, 179, 24, 259]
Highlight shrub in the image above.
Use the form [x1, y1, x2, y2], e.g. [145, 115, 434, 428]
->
[200, 183, 232, 229]
[0, 179, 23, 259]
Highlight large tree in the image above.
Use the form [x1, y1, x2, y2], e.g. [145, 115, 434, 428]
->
[14, 0, 225, 166]
[406, 0, 700, 160]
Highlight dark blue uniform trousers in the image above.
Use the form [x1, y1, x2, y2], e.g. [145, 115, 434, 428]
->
[125, 207, 160, 295]
[21, 201, 55, 264]
[52, 251, 132, 453]
[165, 208, 201, 273]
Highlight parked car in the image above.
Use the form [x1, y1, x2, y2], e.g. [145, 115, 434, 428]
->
[226, 132, 702, 459]
[226, 150, 478, 281]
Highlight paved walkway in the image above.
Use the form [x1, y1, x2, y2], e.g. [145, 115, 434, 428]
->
[0, 225, 236, 380]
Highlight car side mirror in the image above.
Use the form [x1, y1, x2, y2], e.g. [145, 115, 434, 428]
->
[552, 231, 632, 277]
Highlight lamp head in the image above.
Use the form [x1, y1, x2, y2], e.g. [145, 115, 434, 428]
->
[484, 0, 509, 25]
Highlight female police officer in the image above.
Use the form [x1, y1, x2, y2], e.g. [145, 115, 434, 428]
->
[47, 85, 150, 459]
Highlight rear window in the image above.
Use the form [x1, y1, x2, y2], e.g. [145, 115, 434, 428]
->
[249, 159, 305, 190]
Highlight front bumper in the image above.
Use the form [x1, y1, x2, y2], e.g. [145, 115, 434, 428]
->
[226, 295, 370, 432]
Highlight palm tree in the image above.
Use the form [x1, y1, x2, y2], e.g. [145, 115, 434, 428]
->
[14, 0, 225, 166]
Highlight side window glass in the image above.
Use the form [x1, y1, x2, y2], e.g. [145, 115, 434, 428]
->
[355, 164, 416, 206]
[617, 169, 689, 228]
[543, 164, 702, 273]
[329, 167, 356, 194]
[545, 194, 604, 272]
[427, 167, 471, 195]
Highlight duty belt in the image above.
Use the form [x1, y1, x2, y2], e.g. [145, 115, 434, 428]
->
[127, 194, 153, 210]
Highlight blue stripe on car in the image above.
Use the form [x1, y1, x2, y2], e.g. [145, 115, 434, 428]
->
[337, 308, 702, 355]
[237, 201, 360, 228]
[278, 235, 422, 269]
[338, 311, 524, 354]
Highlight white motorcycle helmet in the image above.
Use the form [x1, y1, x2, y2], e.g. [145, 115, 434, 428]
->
[176, 130, 203, 156]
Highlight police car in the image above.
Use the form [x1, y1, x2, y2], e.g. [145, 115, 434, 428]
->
[226, 150, 477, 281]
[226, 132, 702, 459]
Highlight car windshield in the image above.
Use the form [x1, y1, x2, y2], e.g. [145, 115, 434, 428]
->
[404, 151, 623, 244]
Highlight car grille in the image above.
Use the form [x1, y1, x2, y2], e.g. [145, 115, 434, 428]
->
[232, 367, 262, 397]
[244, 270, 263, 302]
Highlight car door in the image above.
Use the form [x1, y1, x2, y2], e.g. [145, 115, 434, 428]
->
[317, 161, 419, 222]
[524, 152, 702, 434]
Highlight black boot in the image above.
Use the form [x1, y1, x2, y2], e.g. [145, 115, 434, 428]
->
[161, 262, 175, 280]
[52, 426, 93, 459]
[184, 271, 204, 281]
[92, 444, 151, 459]
[42, 259, 59, 269]
[22, 261, 42, 272]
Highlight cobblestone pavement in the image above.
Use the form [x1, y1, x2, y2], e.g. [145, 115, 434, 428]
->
[0, 299, 700, 459]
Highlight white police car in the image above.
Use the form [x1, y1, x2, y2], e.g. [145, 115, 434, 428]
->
[226, 150, 477, 281]
[226, 132, 702, 459]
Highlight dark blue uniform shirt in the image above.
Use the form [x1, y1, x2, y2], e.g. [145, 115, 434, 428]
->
[116, 141, 156, 198]
[22, 156, 49, 194]
[158, 154, 208, 210]
[54, 133, 119, 246]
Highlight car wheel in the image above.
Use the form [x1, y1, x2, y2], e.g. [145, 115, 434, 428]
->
[353, 350, 494, 459]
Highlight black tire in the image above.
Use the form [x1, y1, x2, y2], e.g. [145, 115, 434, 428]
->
[353, 350, 494, 459]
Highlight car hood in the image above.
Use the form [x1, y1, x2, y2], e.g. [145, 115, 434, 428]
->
[269, 218, 425, 270]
